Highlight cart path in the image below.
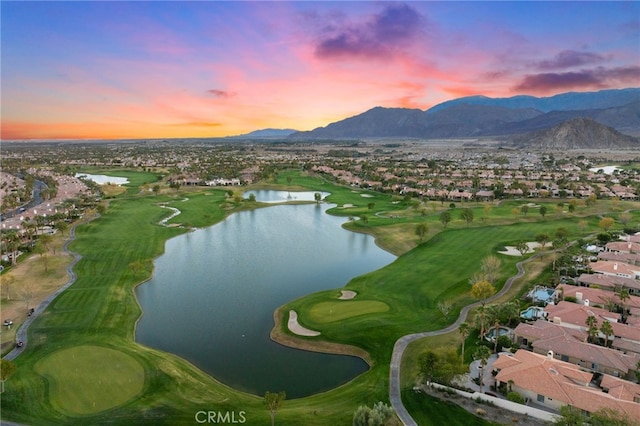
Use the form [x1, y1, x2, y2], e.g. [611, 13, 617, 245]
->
[389, 255, 534, 425]
[3, 224, 83, 361]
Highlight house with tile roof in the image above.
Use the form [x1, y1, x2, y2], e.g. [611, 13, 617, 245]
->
[494, 350, 640, 419]
[577, 273, 640, 295]
[589, 260, 640, 280]
[606, 241, 640, 254]
[598, 250, 640, 266]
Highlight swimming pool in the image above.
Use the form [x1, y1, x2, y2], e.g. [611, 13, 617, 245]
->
[520, 306, 547, 320]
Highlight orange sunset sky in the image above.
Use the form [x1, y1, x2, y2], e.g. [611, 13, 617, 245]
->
[2, 1, 639, 140]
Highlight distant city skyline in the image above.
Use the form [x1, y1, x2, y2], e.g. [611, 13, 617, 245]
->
[2, 1, 639, 140]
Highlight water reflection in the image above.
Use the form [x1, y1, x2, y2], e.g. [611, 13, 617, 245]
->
[136, 194, 395, 397]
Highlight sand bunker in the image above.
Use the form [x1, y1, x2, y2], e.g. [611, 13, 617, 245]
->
[287, 310, 321, 337]
[342, 203, 354, 208]
[499, 242, 542, 256]
[339, 290, 357, 300]
[360, 194, 374, 198]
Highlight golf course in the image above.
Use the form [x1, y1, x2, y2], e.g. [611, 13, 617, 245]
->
[2, 169, 638, 425]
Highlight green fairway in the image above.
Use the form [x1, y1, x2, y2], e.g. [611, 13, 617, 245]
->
[3, 168, 638, 425]
[308, 300, 389, 323]
[34, 345, 145, 416]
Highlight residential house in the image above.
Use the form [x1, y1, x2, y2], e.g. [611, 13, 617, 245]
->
[589, 260, 640, 280]
[577, 273, 640, 295]
[598, 251, 640, 266]
[494, 350, 640, 419]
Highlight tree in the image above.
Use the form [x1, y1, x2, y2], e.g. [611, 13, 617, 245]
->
[586, 315, 599, 343]
[590, 407, 638, 426]
[539, 205, 548, 219]
[535, 233, 550, 249]
[33, 242, 49, 272]
[420, 349, 466, 386]
[367, 202, 375, 211]
[353, 402, 394, 426]
[482, 204, 491, 223]
[38, 233, 54, 254]
[520, 205, 529, 216]
[0, 359, 16, 393]
[616, 287, 630, 312]
[486, 304, 503, 352]
[437, 299, 452, 319]
[314, 192, 322, 204]
[600, 320, 614, 347]
[555, 227, 569, 241]
[415, 223, 428, 242]
[152, 184, 161, 195]
[54, 220, 69, 237]
[471, 280, 496, 337]
[511, 208, 520, 219]
[458, 322, 470, 361]
[473, 346, 492, 393]
[481, 255, 501, 284]
[439, 211, 451, 228]
[421, 350, 439, 383]
[554, 405, 586, 426]
[460, 208, 474, 227]
[264, 391, 286, 426]
[598, 217, 615, 232]
[618, 212, 632, 227]
[2, 274, 15, 301]
[515, 241, 529, 256]
[359, 214, 368, 224]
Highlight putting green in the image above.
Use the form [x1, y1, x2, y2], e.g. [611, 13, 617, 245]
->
[308, 300, 389, 323]
[34, 345, 145, 416]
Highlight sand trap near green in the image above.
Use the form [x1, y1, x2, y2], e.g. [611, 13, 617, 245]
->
[34, 345, 145, 416]
[308, 300, 389, 323]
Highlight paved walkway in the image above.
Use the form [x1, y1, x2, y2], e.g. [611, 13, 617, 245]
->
[3, 224, 82, 361]
[389, 256, 534, 425]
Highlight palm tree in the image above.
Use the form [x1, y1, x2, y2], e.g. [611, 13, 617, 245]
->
[458, 322, 470, 361]
[585, 315, 599, 343]
[471, 280, 496, 337]
[486, 304, 502, 353]
[600, 321, 614, 347]
[473, 346, 492, 393]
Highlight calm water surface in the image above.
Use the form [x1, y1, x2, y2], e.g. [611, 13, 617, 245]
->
[135, 193, 395, 398]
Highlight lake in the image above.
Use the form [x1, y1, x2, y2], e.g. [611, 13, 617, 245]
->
[135, 192, 395, 398]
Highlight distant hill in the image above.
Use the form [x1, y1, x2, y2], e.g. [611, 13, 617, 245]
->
[227, 128, 298, 139]
[510, 118, 640, 149]
[428, 88, 640, 113]
[288, 88, 640, 141]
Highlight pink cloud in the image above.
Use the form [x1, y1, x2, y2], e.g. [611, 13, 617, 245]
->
[313, 3, 425, 60]
[514, 66, 640, 94]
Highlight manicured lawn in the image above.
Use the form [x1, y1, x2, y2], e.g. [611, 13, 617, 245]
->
[401, 389, 494, 426]
[3, 169, 638, 425]
[308, 300, 389, 323]
[34, 345, 145, 416]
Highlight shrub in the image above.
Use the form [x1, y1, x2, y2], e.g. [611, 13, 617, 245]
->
[507, 392, 525, 404]
[475, 408, 487, 416]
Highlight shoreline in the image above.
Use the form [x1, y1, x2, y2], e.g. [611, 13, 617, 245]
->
[270, 305, 374, 367]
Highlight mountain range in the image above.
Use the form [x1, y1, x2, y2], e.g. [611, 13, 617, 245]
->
[229, 88, 640, 149]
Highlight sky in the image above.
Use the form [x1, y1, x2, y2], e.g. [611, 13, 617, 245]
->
[2, 1, 639, 140]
